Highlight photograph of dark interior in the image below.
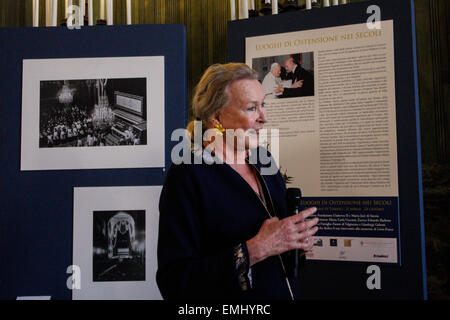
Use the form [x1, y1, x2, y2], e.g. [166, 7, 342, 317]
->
[93, 210, 146, 282]
[39, 77, 147, 148]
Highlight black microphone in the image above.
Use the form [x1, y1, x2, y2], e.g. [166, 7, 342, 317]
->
[286, 187, 302, 214]
[285, 188, 305, 278]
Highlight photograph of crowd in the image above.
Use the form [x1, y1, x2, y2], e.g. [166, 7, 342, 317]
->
[39, 77, 147, 148]
[252, 52, 315, 99]
[93, 210, 146, 282]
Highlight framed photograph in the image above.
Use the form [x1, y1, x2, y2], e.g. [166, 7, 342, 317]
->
[92, 210, 146, 282]
[21, 56, 165, 170]
[73, 186, 162, 300]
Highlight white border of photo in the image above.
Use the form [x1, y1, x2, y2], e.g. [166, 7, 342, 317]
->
[72, 185, 162, 300]
[21, 56, 165, 170]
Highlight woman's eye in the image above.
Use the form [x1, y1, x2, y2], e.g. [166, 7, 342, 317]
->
[248, 106, 256, 111]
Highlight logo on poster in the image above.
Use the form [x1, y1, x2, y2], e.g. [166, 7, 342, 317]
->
[373, 254, 389, 259]
[313, 238, 323, 247]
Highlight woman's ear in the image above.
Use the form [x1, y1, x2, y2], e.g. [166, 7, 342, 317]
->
[210, 112, 221, 127]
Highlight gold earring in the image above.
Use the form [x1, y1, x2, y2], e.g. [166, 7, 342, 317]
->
[214, 123, 225, 135]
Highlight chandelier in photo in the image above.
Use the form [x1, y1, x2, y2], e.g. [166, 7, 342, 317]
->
[92, 78, 114, 128]
[58, 81, 74, 105]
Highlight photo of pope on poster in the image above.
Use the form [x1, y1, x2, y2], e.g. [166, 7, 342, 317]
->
[21, 56, 165, 171]
[252, 52, 315, 99]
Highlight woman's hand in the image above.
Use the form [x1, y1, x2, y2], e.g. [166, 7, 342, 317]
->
[246, 207, 319, 267]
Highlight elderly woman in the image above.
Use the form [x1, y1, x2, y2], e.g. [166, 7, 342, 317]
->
[156, 63, 318, 300]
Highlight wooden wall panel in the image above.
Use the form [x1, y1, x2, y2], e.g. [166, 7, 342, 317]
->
[415, 0, 436, 163]
[415, 0, 449, 163]
[429, 0, 449, 162]
[0, 0, 447, 163]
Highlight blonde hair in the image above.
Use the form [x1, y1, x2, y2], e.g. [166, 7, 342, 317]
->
[187, 63, 258, 140]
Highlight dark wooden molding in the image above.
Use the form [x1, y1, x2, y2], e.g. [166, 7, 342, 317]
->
[429, 0, 449, 163]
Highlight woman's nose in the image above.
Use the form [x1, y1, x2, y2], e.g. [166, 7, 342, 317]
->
[258, 107, 267, 123]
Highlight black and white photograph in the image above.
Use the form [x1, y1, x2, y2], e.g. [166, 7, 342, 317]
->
[39, 78, 147, 149]
[73, 186, 162, 300]
[252, 52, 315, 99]
[21, 56, 165, 171]
[93, 210, 146, 282]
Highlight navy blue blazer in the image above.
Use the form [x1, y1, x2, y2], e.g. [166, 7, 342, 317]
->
[156, 149, 299, 300]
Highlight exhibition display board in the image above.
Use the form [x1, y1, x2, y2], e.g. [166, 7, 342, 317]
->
[228, 0, 426, 299]
[0, 24, 186, 300]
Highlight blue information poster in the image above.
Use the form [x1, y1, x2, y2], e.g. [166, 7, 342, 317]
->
[230, 0, 427, 299]
[246, 21, 400, 263]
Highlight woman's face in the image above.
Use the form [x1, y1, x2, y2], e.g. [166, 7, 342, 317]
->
[216, 79, 266, 151]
